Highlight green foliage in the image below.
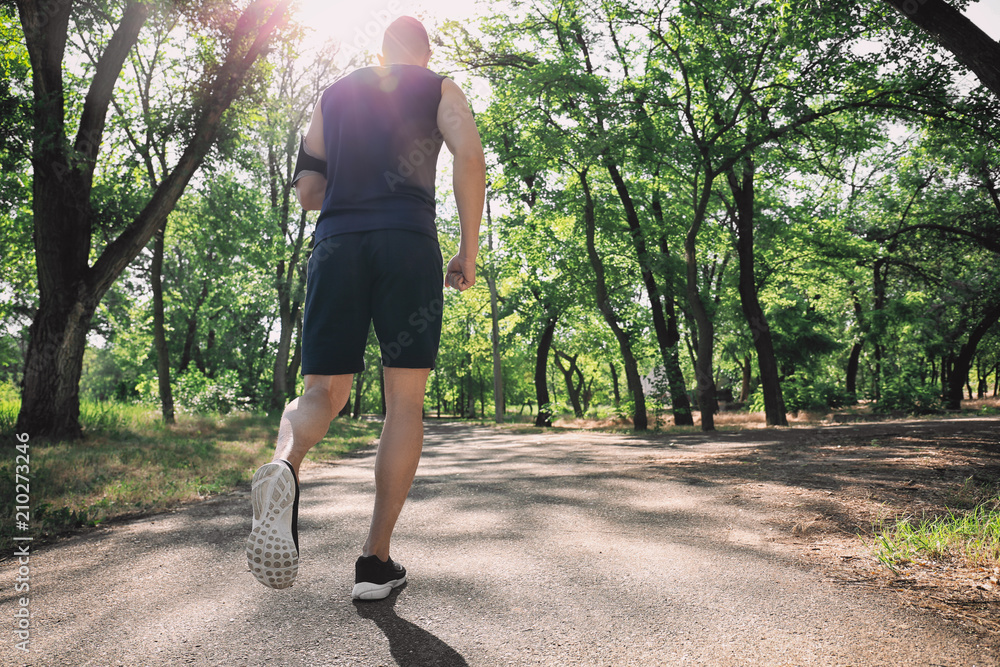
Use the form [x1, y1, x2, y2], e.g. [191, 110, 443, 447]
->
[874, 374, 942, 415]
[142, 368, 250, 414]
[751, 375, 850, 414]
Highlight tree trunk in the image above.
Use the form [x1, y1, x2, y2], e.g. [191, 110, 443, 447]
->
[580, 168, 647, 431]
[151, 224, 175, 424]
[286, 311, 303, 399]
[486, 197, 505, 423]
[727, 162, 787, 426]
[352, 369, 365, 419]
[740, 355, 751, 403]
[18, 293, 95, 439]
[553, 349, 584, 418]
[684, 182, 717, 431]
[16, 0, 294, 438]
[534, 315, 557, 427]
[609, 361, 621, 407]
[379, 363, 387, 416]
[946, 302, 1000, 409]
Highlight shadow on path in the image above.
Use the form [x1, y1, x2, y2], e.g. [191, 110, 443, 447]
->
[354, 586, 469, 667]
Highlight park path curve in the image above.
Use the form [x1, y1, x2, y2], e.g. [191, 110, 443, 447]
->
[3, 422, 997, 666]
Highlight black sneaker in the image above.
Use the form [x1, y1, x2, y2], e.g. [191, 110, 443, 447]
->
[246, 460, 299, 589]
[352, 555, 407, 600]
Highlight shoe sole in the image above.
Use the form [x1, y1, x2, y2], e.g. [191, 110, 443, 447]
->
[351, 575, 406, 601]
[246, 462, 298, 589]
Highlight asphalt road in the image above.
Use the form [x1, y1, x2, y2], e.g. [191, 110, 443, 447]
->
[3, 422, 997, 666]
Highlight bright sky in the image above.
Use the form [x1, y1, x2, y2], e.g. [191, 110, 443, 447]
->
[295, 0, 484, 63]
[965, 0, 1000, 40]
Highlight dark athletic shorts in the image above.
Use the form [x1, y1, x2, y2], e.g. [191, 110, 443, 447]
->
[301, 229, 444, 375]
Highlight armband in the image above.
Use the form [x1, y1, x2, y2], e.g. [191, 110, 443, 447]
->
[292, 135, 327, 184]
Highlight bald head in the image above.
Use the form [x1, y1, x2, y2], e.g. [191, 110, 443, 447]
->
[381, 16, 431, 65]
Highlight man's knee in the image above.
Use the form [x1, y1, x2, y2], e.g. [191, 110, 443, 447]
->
[383, 368, 429, 412]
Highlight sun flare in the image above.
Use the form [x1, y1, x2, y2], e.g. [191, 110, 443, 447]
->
[294, 0, 481, 58]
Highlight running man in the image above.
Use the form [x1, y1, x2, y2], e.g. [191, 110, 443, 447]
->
[246, 16, 485, 601]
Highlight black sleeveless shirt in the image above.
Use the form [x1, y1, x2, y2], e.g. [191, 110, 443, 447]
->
[315, 64, 446, 242]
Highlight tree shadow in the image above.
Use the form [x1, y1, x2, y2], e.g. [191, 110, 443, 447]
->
[353, 586, 469, 667]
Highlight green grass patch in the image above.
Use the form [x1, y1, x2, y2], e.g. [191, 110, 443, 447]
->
[874, 479, 1000, 573]
[1, 405, 382, 551]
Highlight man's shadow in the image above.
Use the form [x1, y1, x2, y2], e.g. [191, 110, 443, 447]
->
[353, 586, 469, 667]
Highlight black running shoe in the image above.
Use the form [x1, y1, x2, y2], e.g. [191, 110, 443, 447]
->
[246, 460, 299, 589]
[352, 555, 407, 600]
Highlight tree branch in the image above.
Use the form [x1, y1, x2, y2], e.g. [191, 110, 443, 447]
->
[882, 0, 1000, 101]
[75, 1, 150, 183]
[88, 0, 293, 298]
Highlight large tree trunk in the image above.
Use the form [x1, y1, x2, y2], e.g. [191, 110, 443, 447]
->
[727, 161, 787, 426]
[882, 0, 1000, 101]
[945, 301, 1000, 409]
[580, 168, 647, 431]
[16, 0, 294, 438]
[19, 293, 95, 439]
[534, 315, 557, 427]
[151, 224, 175, 424]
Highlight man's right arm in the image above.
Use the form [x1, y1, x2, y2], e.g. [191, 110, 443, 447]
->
[438, 78, 486, 292]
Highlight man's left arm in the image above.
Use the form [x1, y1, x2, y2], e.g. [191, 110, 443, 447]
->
[294, 99, 327, 211]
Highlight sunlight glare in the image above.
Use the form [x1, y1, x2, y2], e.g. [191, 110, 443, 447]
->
[294, 0, 482, 59]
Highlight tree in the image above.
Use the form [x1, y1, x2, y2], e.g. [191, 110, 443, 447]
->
[15, 0, 293, 438]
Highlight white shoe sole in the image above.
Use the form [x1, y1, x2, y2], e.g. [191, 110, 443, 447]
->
[246, 462, 298, 589]
[351, 575, 406, 601]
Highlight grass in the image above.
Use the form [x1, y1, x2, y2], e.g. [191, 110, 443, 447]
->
[0, 401, 383, 552]
[874, 479, 1000, 574]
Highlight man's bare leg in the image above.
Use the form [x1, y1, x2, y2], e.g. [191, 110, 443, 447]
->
[362, 367, 430, 561]
[272, 374, 353, 477]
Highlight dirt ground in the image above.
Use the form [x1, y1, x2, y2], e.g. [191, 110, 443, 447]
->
[622, 416, 1000, 639]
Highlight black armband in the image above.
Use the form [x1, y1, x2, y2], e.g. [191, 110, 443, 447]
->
[292, 135, 327, 184]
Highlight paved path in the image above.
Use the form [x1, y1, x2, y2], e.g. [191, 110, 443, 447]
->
[3, 423, 997, 666]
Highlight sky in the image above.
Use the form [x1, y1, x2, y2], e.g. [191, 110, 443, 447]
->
[295, 0, 483, 60]
[966, 0, 1000, 40]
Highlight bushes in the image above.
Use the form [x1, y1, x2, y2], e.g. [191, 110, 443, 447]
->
[750, 375, 851, 414]
[138, 368, 250, 414]
[874, 374, 941, 414]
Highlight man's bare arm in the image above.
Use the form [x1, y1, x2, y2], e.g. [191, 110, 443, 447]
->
[295, 100, 327, 211]
[438, 78, 486, 291]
